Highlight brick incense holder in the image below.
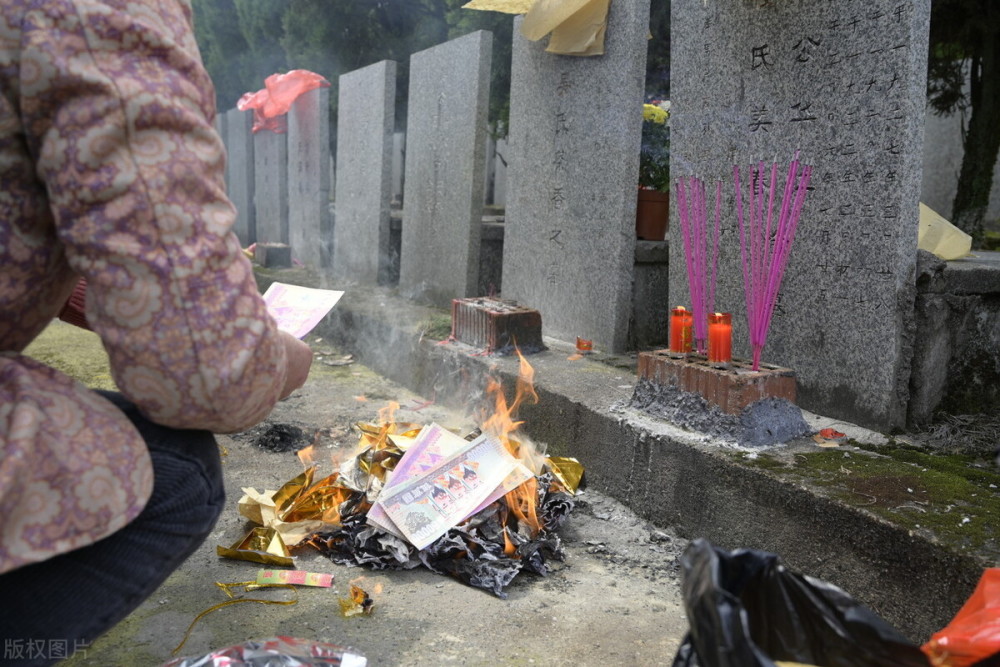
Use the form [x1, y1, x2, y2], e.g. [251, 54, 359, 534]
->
[451, 298, 544, 355]
[637, 350, 797, 416]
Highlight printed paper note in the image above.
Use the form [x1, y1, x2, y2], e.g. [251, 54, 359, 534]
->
[262, 282, 344, 338]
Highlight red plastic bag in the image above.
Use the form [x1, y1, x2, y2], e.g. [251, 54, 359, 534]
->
[923, 569, 1000, 667]
[236, 70, 330, 134]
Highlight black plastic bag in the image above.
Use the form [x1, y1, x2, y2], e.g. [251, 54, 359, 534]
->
[672, 539, 930, 667]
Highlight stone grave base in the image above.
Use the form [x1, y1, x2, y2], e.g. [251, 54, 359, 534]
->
[632, 352, 810, 447]
[254, 243, 293, 268]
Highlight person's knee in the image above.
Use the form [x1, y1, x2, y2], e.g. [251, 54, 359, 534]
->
[142, 435, 225, 534]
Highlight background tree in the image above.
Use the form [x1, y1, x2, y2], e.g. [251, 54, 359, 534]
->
[646, 0, 669, 100]
[927, 0, 1000, 247]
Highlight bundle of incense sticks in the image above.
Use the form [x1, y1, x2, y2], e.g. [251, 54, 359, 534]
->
[675, 176, 722, 354]
[733, 152, 813, 371]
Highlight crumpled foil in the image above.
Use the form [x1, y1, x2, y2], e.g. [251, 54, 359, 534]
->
[161, 636, 366, 667]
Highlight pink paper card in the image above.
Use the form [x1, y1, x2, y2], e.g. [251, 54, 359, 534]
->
[262, 282, 344, 339]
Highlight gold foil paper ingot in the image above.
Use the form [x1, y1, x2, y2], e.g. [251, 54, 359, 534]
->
[272, 467, 316, 516]
[546, 456, 584, 495]
[217, 527, 294, 567]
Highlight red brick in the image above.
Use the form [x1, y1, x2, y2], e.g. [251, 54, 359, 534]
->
[451, 298, 543, 354]
[637, 350, 797, 415]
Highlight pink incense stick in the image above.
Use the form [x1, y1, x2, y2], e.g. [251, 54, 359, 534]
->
[734, 152, 812, 370]
[675, 176, 722, 354]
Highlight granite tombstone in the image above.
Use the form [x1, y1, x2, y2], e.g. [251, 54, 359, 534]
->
[333, 60, 397, 285]
[502, 2, 651, 353]
[398, 30, 493, 306]
[254, 127, 289, 246]
[224, 107, 255, 246]
[670, 0, 931, 429]
[288, 86, 332, 270]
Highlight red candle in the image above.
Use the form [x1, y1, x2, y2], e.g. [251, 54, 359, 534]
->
[670, 306, 693, 354]
[708, 312, 732, 364]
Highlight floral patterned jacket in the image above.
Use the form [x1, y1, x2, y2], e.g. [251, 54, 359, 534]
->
[0, 0, 288, 573]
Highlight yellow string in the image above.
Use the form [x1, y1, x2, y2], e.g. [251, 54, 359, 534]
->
[171, 582, 298, 656]
[215, 580, 260, 597]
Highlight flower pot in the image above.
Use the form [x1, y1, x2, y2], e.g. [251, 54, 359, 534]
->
[636, 189, 669, 240]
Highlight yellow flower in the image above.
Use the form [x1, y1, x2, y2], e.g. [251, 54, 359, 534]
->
[643, 103, 668, 125]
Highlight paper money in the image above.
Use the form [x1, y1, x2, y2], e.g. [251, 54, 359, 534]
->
[366, 423, 469, 536]
[261, 282, 344, 339]
[469, 459, 534, 515]
[377, 433, 518, 550]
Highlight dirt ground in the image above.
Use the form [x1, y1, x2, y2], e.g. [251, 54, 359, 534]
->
[28, 323, 691, 666]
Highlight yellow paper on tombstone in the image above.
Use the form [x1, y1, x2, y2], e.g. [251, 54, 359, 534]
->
[520, 0, 611, 55]
[918, 203, 972, 260]
[462, 0, 535, 13]
[545, 0, 609, 55]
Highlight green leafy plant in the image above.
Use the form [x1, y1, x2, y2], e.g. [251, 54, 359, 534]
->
[640, 101, 670, 193]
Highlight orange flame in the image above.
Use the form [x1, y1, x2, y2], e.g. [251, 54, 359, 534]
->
[378, 401, 400, 427]
[321, 504, 341, 524]
[502, 525, 516, 556]
[478, 349, 545, 536]
[481, 349, 538, 446]
[296, 445, 316, 468]
[506, 477, 542, 537]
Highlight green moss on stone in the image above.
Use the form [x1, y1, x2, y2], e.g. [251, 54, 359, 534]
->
[790, 449, 1000, 551]
[938, 346, 1000, 416]
[730, 451, 788, 471]
[418, 314, 453, 341]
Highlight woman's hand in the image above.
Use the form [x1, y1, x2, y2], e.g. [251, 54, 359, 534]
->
[279, 331, 313, 399]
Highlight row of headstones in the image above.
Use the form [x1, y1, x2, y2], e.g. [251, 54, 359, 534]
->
[218, 6, 650, 352]
[216, 102, 507, 266]
[217, 89, 330, 270]
[329, 6, 654, 348]
[219, 0, 932, 433]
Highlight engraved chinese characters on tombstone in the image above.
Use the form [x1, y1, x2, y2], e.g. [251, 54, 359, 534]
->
[671, 0, 930, 429]
[503, 0, 652, 352]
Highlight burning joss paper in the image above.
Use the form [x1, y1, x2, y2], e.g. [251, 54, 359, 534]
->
[309, 460, 579, 597]
[224, 352, 583, 597]
[339, 585, 374, 617]
[377, 432, 519, 550]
